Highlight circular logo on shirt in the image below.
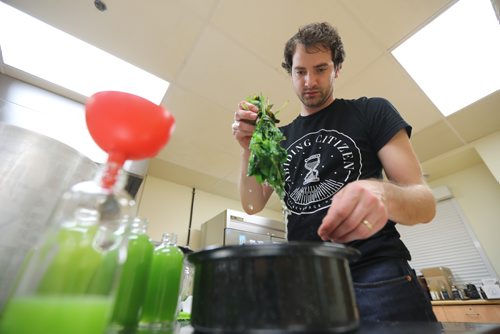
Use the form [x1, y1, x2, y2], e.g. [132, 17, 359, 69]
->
[283, 129, 362, 215]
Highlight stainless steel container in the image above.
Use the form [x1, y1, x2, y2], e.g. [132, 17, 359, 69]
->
[0, 123, 98, 311]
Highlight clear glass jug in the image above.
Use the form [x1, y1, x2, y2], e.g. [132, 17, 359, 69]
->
[0, 163, 135, 334]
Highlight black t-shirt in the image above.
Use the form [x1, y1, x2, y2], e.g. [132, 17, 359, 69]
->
[280, 97, 412, 267]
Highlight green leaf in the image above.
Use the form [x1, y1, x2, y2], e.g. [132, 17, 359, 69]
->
[246, 93, 287, 200]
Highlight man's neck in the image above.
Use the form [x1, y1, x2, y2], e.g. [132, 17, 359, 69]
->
[300, 97, 335, 116]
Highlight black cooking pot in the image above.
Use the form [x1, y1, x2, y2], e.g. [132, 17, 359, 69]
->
[187, 242, 360, 333]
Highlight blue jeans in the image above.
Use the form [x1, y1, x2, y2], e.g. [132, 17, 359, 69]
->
[351, 259, 437, 322]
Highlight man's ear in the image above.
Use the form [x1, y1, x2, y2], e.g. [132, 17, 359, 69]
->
[334, 67, 340, 78]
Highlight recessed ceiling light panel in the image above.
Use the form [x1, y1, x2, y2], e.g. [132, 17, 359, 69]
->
[0, 2, 169, 105]
[392, 0, 500, 116]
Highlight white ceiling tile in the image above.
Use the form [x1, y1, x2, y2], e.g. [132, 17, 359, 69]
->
[2, 0, 499, 203]
[336, 54, 443, 133]
[160, 85, 239, 155]
[3, 0, 208, 80]
[411, 121, 465, 162]
[175, 25, 296, 115]
[340, 0, 455, 49]
[210, 0, 347, 69]
[183, 0, 219, 20]
[447, 91, 500, 143]
[158, 134, 239, 179]
[210, 0, 387, 90]
[422, 147, 482, 182]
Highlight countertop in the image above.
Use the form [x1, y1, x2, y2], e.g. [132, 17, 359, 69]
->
[132, 321, 500, 334]
[432, 299, 500, 306]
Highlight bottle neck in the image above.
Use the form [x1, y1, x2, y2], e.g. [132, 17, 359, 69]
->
[130, 217, 148, 235]
[161, 233, 177, 246]
[95, 162, 128, 191]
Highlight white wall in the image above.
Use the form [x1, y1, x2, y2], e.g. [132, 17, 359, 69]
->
[136, 176, 192, 244]
[429, 163, 500, 277]
[475, 132, 500, 184]
[137, 175, 282, 249]
[138, 161, 500, 276]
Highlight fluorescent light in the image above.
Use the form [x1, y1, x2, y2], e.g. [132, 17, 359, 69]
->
[0, 2, 169, 104]
[392, 0, 500, 116]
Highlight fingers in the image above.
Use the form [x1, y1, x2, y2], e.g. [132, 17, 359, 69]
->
[318, 181, 388, 243]
[361, 220, 373, 231]
[318, 187, 357, 240]
[332, 215, 380, 244]
[231, 119, 255, 137]
[319, 210, 379, 244]
[235, 101, 259, 123]
[238, 100, 259, 114]
[232, 100, 259, 149]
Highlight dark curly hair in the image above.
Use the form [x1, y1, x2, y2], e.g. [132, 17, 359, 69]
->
[281, 22, 346, 74]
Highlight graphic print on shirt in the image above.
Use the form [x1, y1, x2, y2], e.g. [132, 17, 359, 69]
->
[303, 154, 321, 185]
[284, 129, 362, 215]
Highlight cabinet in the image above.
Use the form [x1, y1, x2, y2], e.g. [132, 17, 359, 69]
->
[432, 301, 500, 323]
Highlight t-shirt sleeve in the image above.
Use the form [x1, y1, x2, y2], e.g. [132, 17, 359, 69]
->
[365, 97, 412, 152]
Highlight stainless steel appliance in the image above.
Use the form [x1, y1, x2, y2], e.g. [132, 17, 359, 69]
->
[200, 209, 286, 247]
[0, 123, 98, 312]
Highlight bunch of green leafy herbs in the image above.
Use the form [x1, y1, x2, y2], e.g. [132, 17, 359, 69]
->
[244, 94, 287, 200]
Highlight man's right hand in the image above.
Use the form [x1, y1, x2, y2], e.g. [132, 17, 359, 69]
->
[233, 100, 274, 214]
[232, 101, 259, 150]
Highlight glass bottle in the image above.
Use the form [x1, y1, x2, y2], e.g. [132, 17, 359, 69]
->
[110, 217, 154, 330]
[179, 260, 195, 319]
[139, 233, 184, 330]
[451, 285, 461, 300]
[0, 163, 135, 334]
[440, 284, 450, 300]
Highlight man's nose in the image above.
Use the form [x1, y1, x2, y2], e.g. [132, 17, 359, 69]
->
[305, 73, 317, 87]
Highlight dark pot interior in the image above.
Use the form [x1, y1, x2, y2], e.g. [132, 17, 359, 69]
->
[187, 242, 360, 333]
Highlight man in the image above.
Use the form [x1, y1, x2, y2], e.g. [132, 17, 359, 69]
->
[232, 22, 436, 322]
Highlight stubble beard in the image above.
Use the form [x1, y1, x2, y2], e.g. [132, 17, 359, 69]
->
[300, 88, 333, 110]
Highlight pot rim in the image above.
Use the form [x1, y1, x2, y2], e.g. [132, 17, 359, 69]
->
[187, 241, 360, 264]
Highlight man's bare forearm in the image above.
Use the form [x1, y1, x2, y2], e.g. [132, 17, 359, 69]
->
[382, 181, 436, 226]
[239, 150, 272, 214]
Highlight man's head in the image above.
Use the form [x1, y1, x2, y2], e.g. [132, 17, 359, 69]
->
[282, 22, 345, 74]
[283, 23, 345, 114]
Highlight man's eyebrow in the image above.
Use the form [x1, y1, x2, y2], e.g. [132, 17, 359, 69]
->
[293, 63, 331, 70]
[315, 63, 331, 68]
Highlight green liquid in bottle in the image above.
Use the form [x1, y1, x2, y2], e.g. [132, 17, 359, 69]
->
[111, 231, 153, 328]
[0, 295, 112, 334]
[37, 225, 104, 294]
[0, 164, 135, 334]
[140, 233, 184, 329]
[0, 226, 118, 334]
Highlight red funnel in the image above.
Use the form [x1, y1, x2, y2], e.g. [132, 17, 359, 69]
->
[85, 91, 175, 187]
